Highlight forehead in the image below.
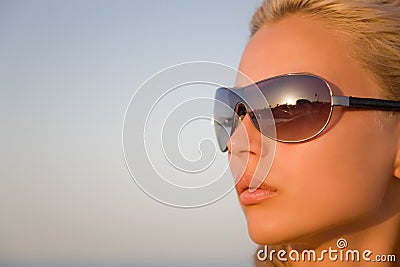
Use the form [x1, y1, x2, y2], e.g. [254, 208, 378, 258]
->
[236, 15, 380, 98]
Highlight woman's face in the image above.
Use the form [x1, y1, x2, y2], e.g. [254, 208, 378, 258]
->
[228, 15, 400, 246]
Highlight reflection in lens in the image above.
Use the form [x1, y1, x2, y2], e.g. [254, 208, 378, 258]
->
[213, 89, 234, 152]
[254, 75, 332, 141]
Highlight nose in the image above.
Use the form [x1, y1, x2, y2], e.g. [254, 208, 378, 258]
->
[227, 113, 275, 190]
[227, 114, 263, 156]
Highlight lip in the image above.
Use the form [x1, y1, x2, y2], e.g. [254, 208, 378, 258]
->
[236, 173, 277, 205]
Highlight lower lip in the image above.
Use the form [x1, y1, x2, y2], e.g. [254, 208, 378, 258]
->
[239, 188, 277, 205]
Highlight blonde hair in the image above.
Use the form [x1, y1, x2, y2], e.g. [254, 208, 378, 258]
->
[250, 0, 400, 101]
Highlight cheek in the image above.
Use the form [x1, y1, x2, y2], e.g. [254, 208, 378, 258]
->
[290, 112, 394, 212]
[244, 112, 396, 245]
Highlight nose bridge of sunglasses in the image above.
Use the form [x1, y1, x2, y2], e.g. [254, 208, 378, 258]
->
[238, 93, 278, 141]
[232, 100, 268, 135]
[235, 102, 247, 120]
[231, 102, 247, 135]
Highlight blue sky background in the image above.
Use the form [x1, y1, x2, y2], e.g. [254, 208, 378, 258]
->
[0, 1, 263, 266]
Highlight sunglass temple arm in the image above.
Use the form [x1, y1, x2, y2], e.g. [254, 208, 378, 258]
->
[332, 96, 400, 111]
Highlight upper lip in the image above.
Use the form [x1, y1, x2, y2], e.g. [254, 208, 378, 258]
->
[235, 173, 277, 195]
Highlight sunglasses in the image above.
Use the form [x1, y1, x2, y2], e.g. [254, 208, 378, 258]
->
[213, 73, 400, 152]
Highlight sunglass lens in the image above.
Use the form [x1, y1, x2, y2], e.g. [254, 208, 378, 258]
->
[255, 75, 332, 141]
[214, 88, 234, 152]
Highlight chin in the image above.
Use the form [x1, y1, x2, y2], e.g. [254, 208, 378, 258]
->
[243, 204, 324, 246]
[244, 206, 293, 245]
[247, 220, 289, 245]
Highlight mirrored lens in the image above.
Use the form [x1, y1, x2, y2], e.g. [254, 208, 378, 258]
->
[254, 75, 332, 141]
[214, 88, 235, 152]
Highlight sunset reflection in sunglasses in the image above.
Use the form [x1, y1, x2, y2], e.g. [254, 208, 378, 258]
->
[214, 74, 332, 150]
